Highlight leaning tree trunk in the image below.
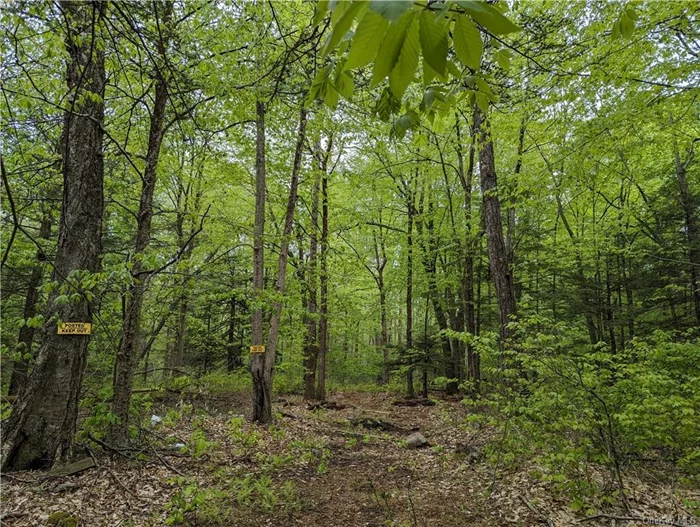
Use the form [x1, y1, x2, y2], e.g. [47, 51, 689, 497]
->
[252, 106, 307, 423]
[474, 107, 516, 357]
[8, 212, 52, 397]
[111, 1, 173, 443]
[2, 0, 105, 471]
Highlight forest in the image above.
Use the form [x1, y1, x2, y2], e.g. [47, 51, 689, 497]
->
[0, 0, 699, 525]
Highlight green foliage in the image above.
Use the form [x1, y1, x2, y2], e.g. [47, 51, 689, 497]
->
[477, 319, 700, 508]
[185, 429, 218, 459]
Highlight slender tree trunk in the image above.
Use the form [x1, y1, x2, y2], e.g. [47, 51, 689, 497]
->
[250, 101, 268, 421]
[303, 169, 320, 399]
[417, 192, 457, 393]
[674, 144, 700, 326]
[9, 213, 52, 397]
[474, 107, 516, 355]
[252, 106, 307, 423]
[2, 0, 105, 471]
[405, 189, 415, 398]
[227, 295, 238, 371]
[316, 166, 329, 401]
[111, 1, 173, 443]
[455, 116, 478, 390]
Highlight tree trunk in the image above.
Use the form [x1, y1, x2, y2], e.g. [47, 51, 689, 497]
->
[2, 0, 105, 471]
[111, 1, 173, 443]
[417, 191, 457, 393]
[8, 212, 52, 397]
[674, 144, 700, 326]
[303, 166, 320, 399]
[455, 116, 478, 390]
[250, 100, 268, 421]
[227, 295, 239, 371]
[405, 188, 415, 398]
[316, 164, 329, 401]
[252, 106, 307, 423]
[474, 107, 516, 356]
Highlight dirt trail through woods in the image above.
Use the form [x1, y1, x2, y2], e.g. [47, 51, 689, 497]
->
[0, 391, 685, 526]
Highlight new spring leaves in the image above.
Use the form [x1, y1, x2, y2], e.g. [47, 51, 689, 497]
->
[309, 0, 519, 119]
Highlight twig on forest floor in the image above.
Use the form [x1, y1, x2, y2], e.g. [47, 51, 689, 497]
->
[579, 513, 689, 527]
[518, 495, 555, 527]
[0, 511, 28, 521]
[87, 434, 136, 460]
[85, 445, 136, 497]
[151, 446, 184, 476]
[1, 473, 39, 484]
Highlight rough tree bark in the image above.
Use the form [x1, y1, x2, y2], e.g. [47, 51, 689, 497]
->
[8, 212, 52, 397]
[252, 106, 307, 423]
[474, 107, 517, 355]
[111, 0, 173, 443]
[2, 0, 105, 471]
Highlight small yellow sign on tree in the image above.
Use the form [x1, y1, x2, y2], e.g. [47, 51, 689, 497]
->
[249, 345, 265, 354]
[58, 322, 92, 335]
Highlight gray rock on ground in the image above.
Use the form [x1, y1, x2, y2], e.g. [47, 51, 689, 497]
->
[406, 432, 429, 448]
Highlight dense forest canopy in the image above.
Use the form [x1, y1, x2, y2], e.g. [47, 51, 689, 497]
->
[0, 0, 699, 525]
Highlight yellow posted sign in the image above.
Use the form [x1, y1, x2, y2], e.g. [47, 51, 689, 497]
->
[249, 345, 265, 354]
[58, 322, 92, 335]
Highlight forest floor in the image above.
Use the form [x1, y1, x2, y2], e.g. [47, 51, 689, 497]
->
[1, 391, 696, 527]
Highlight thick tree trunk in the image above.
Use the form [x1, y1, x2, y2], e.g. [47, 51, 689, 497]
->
[2, 0, 105, 471]
[9, 213, 52, 397]
[474, 107, 516, 355]
[252, 106, 307, 423]
[316, 168, 328, 401]
[111, 1, 172, 443]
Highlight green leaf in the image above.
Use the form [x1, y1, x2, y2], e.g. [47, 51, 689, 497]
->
[325, 84, 339, 109]
[371, 10, 414, 88]
[619, 13, 634, 39]
[419, 10, 448, 77]
[495, 48, 510, 70]
[455, 1, 520, 35]
[335, 71, 355, 99]
[345, 10, 389, 70]
[453, 15, 482, 71]
[55, 295, 70, 306]
[323, 1, 366, 56]
[369, 0, 412, 23]
[389, 14, 420, 100]
[446, 60, 462, 78]
[611, 19, 621, 40]
[313, 0, 329, 25]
